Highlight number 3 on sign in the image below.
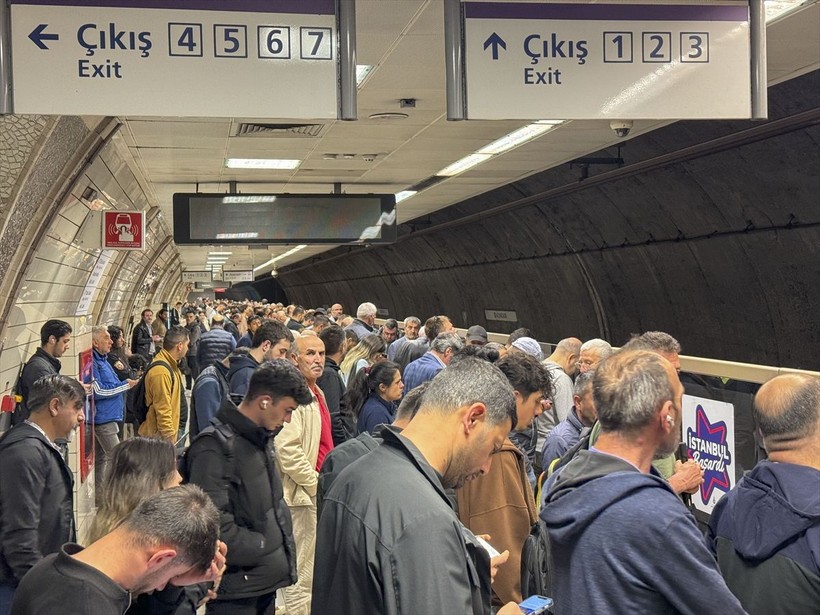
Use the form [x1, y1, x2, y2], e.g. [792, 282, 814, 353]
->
[681, 32, 709, 63]
[258, 26, 291, 59]
[169, 23, 203, 57]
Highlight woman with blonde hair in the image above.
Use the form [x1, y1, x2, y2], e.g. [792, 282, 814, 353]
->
[338, 334, 387, 386]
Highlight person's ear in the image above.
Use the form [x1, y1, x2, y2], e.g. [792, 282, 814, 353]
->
[462, 402, 488, 434]
[49, 397, 60, 417]
[146, 548, 177, 571]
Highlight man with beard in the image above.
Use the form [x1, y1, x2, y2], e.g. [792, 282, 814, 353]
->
[312, 357, 522, 615]
[541, 350, 745, 614]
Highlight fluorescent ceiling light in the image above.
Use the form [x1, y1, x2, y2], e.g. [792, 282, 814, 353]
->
[535, 119, 563, 125]
[225, 158, 301, 170]
[395, 190, 417, 203]
[765, 0, 809, 21]
[478, 124, 556, 155]
[207, 251, 232, 255]
[222, 195, 277, 204]
[253, 244, 308, 272]
[216, 232, 259, 239]
[437, 153, 492, 177]
[356, 64, 373, 86]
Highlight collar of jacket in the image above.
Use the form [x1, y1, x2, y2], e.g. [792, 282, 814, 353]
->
[216, 398, 273, 449]
[92, 348, 108, 360]
[568, 408, 585, 432]
[34, 346, 62, 371]
[380, 427, 453, 509]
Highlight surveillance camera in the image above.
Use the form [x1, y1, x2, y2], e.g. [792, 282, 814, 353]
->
[271, 268, 278, 278]
[610, 120, 633, 138]
[362, 154, 376, 162]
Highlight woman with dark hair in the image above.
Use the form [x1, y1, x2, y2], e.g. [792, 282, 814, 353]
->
[346, 361, 404, 436]
[107, 325, 133, 380]
[89, 438, 224, 614]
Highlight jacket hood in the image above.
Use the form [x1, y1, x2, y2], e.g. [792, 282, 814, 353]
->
[542, 450, 673, 545]
[724, 460, 820, 561]
[226, 352, 259, 380]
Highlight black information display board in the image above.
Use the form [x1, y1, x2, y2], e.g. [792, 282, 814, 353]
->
[173, 193, 397, 245]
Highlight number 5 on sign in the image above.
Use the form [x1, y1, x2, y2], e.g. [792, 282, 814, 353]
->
[258, 26, 291, 59]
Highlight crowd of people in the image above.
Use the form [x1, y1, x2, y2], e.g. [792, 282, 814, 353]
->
[0, 298, 817, 615]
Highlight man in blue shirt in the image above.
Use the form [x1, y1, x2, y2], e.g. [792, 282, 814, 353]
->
[402, 332, 464, 393]
[87, 326, 137, 495]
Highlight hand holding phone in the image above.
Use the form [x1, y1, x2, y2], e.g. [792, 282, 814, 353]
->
[519, 595, 553, 615]
[474, 534, 500, 558]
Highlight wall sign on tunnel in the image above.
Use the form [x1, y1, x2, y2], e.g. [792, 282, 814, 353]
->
[103, 210, 144, 250]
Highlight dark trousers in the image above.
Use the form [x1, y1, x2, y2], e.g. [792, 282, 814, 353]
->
[185, 355, 200, 389]
[206, 593, 275, 615]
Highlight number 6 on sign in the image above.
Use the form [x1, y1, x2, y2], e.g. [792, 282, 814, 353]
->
[300, 27, 332, 60]
[258, 26, 291, 59]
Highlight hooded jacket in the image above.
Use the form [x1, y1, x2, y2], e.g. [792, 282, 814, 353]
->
[541, 449, 746, 615]
[227, 352, 260, 399]
[708, 460, 820, 614]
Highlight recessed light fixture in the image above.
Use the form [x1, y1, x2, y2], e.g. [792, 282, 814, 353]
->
[216, 232, 259, 239]
[356, 64, 373, 86]
[225, 158, 301, 170]
[478, 124, 557, 155]
[368, 112, 409, 120]
[395, 190, 417, 203]
[222, 195, 277, 204]
[437, 153, 492, 177]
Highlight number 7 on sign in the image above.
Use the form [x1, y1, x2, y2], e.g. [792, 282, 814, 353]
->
[300, 27, 332, 60]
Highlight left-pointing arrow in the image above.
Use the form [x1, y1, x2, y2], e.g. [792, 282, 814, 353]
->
[29, 24, 59, 50]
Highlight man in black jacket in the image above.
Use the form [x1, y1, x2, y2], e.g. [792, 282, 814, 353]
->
[14, 319, 72, 425]
[0, 375, 85, 613]
[131, 308, 159, 358]
[313, 357, 522, 615]
[185, 360, 312, 615]
[316, 325, 351, 446]
[227, 321, 293, 399]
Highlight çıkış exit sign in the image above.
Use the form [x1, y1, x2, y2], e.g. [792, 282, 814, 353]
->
[9, 0, 338, 117]
[463, 2, 752, 119]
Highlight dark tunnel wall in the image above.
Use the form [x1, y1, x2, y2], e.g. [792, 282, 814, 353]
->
[279, 71, 820, 370]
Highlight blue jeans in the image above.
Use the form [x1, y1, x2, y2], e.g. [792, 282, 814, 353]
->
[0, 580, 17, 615]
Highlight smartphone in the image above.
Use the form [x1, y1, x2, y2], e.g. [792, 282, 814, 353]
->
[518, 595, 554, 615]
[473, 535, 500, 558]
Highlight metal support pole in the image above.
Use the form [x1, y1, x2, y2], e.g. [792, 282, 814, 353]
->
[444, 0, 465, 120]
[0, 0, 13, 114]
[338, 0, 357, 120]
[749, 0, 768, 119]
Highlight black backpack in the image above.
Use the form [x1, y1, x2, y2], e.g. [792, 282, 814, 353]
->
[521, 517, 553, 599]
[125, 360, 174, 426]
[179, 421, 235, 486]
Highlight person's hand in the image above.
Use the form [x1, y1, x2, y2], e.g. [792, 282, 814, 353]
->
[497, 602, 523, 614]
[669, 459, 703, 495]
[490, 550, 510, 583]
[171, 540, 227, 587]
[126, 379, 139, 388]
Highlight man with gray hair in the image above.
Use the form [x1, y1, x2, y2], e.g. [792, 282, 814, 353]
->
[313, 357, 522, 615]
[11, 485, 224, 614]
[345, 302, 377, 340]
[387, 316, 421, 361]
[541, 370, 597, 471]
[708, 373, 820, 614]
[402, 331, 465, 393]
[541, 350, 746, 614]
[577, 338, 613, 374]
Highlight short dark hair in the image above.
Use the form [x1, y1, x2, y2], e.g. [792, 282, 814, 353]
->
[141, 309, 153, 319]
[251, 321, 293, 349]
[292, 305, 305, 317]
[383, 319, 398, 330]
[246, 359, 312, 406]
[247, 315, 262, 326]
[396, 381, 430, 422]
[128, 354, 148, 373]
[319, 325, 345, 356]
[312, 314, 331, 329]
[40, 319, 72, 345]
[507, 328, 534, 345]
[122, 485, 218, 572]
[424, 315, 450, 341]
[27, 374, 85, 414]
[107, 325, 124, 345]
[496, 353, 552, 399]
[162, 325, 189, 351]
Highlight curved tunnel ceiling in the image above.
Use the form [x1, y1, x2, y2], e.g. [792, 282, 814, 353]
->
[277, 70, 820, 370]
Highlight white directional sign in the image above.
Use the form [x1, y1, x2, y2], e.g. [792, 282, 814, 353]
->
[222, 270, 254, 283]
[10, 0, 338, 117]
[463, 2, 751, 119]
[182, 270, 212, 284]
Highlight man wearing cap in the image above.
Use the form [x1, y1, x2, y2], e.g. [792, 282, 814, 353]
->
[465, 325, 489, 347]
[402, 332, 464, 394]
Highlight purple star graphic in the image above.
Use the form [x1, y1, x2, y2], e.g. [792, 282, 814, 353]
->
[686, 406, 732, 504]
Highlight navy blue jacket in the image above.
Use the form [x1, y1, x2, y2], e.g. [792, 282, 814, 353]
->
[542, 449, 745, 614]
[356, 395, 396, 436]
[541, 408, 585, 470]
[227, 352, 260, 399]
[197, 328, 236, 366]
[86, 349, 129, 424]
[708, 459, 820, 614]
[402, 352, 444, 393]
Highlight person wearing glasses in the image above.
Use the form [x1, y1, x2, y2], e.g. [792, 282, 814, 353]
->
[577, 338, 613, 374]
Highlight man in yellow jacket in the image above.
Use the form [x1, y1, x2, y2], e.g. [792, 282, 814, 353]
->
[139, 326, 189, 443]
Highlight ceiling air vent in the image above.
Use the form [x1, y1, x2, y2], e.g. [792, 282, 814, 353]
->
[235, 123, 325, 137]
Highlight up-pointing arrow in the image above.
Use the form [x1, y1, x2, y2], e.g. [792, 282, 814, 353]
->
[29, 24, 59, 50]
[483, 32, 506, 60]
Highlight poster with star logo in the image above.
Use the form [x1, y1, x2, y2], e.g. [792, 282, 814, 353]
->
[682, 394, 736, 514]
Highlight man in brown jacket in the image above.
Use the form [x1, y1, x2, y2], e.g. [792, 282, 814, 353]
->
[456, 352, 552, 604]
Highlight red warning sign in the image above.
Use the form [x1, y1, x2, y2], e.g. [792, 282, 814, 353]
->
[103, 210, 145, 249]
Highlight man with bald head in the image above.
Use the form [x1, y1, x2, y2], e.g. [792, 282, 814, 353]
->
[708, 374, 820, 615]
[536, 337, 582, 464]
